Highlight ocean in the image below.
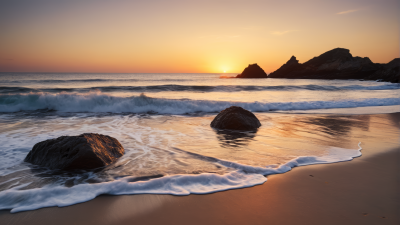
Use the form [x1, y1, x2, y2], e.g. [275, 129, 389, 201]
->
[0, 73, 399, 213]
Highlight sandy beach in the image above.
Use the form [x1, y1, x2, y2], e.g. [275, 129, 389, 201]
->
[1, 112, 399, 225]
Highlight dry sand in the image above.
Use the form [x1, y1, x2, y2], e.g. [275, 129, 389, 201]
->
[1, 113, 399, 225]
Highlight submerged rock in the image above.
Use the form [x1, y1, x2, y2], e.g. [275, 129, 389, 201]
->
[25, 133, 124, 170]
[236, 63, 268, 78]
[211, 106, 261, 130]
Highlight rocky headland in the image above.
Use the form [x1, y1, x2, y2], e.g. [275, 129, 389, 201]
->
[236, 48, 399, 83]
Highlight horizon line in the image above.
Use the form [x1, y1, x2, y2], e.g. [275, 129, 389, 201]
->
[0, 71, 241, 74]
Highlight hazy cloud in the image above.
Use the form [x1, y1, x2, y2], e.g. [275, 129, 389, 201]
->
[271, 30, 298, 36]
[198, 35, 241, 40]
[337, 9, 360, 15]
[241, 25, 264, 30]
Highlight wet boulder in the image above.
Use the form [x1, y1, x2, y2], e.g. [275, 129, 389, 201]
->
[25, 133, 124, 170]
[211, 106, 261, 130]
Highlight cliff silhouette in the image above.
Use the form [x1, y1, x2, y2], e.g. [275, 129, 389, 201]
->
[236, 63, 268, 78]
[236, 48, 399, 83]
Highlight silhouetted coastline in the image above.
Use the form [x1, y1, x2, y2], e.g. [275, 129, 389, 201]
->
[236, 48, 399, 83]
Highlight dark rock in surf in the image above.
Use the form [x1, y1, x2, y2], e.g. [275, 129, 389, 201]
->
[236, 63, 268, 78]
[24, 133, 125, 170]
[211, 106, 261, 130]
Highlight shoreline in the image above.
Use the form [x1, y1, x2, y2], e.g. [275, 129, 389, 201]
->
[1, 112, 399, 225]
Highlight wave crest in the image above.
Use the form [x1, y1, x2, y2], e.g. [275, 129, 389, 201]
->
[1, 83, 400, 94]
[0, 92, 399, 113]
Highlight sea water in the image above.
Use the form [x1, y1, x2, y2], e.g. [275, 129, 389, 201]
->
[0, 73, 399, 212]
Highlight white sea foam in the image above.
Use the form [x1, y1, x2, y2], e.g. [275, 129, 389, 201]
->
[0, 92, 399, 113]
[0, 143, 362, 213]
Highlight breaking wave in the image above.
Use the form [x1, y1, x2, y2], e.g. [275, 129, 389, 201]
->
[0, 92, 399, 113]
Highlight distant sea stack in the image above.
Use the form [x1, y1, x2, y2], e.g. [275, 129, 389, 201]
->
[236, 63, 268, 78]
[268, 48, 400, 83]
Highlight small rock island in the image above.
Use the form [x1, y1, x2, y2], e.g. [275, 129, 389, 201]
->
[235, 63, 268, 78]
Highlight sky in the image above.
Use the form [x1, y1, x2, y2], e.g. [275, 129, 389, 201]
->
[0, 0, 399, 73]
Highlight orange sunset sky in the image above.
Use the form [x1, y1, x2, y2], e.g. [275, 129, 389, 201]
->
[0, 0, 399, 73]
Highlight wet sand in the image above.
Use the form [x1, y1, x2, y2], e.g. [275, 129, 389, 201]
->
[1, 113, 399, 225]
